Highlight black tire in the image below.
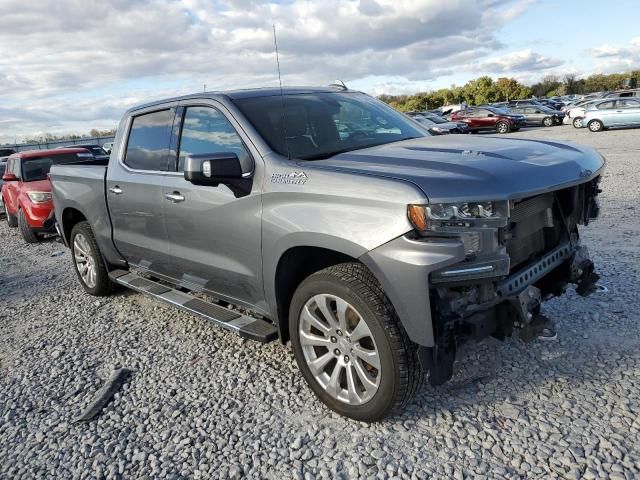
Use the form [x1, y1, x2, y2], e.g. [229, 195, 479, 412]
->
[18, 209, 39, 243]
[496, 121, 510, 134]
[542, 116, 553, 127]
[5, 200, 17, 227]
[289, 263, 423, 422]
[469, 129, 478, 134]
[70, 221, 115, 296]
[573, 117, 583, 129]
[588, 119, 604, 132]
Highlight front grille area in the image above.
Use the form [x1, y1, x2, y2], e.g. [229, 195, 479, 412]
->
[507, 192, 564, 270]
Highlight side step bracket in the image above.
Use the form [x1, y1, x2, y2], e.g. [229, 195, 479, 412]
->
[108, 269, 278, 343]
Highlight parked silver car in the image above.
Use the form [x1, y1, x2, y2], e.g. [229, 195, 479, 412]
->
[582, 98, 640, 132]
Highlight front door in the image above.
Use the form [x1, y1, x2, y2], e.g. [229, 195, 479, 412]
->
[615, 99, 640, 125]
[161, 102, 265, 312]
[107, 107, 176, 277]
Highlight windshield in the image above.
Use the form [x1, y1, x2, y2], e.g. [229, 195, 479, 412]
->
[21, 153, 86, 181]
[425, 115, 447, 124]
[488, 107, 511, 115]
[233, 92, 426, 160]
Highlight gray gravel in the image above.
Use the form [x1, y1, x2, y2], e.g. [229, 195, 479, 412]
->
[1, 125, 640, 479]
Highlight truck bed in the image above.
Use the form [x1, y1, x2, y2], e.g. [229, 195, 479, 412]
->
[49, 163, 112, 251]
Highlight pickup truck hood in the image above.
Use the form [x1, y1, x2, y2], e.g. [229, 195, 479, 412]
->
[303, 135, 604, 202]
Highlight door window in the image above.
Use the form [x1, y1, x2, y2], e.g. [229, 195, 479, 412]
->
[124, 109, 174, 171]
[596, 101, 615, 110]
[617, 99, 640, 108]
[177, 106, 250, 172]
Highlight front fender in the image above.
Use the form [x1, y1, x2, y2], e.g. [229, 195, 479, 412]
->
[360, 235, 464, 347]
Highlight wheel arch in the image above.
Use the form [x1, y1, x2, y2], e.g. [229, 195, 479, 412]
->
[60, 207, 88, 245]
[273, 245, 362, 343]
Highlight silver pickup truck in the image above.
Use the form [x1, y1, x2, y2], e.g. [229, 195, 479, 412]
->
[50, 86, 604, 421]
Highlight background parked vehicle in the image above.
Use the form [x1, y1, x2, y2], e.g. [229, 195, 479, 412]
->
[582, 98, 640, 132]
[450, 106, 526, 133]
[102, 142, 114, 154]
[406, 112, 469, 134]
[602, 89, 640, 99]
[507, 105, 565, 126]
[0, 157, 7, 215]
[60, 144, 110, 161]
[1, 148, 92, 242]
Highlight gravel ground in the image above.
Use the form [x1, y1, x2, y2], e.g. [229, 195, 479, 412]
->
[1, 125, 639, 479]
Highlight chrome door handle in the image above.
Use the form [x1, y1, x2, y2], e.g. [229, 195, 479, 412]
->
[109, 186, 123, 195]
[165, 192, 185, 203]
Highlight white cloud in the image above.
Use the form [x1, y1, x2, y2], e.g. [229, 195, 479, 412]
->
[475, 49, 564, 73]
[589, 37, 640, 74]
[0, 0, 542, 143]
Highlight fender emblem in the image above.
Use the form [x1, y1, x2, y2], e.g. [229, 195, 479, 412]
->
[271, 171, 308, 185]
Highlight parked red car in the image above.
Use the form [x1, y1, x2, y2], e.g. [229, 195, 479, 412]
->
[450, 106, 526, 134]
[1, 148, 92, 242]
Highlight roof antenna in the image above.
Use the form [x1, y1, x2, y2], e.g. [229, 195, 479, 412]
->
[273, 24, 291, 159]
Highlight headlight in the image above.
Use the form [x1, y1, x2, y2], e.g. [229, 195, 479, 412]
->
[411, 201, 509, 222]
[27, 191, 52, 203]
[408, 201, 510, 255]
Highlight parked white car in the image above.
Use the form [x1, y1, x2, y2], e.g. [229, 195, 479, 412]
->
[567, 99, 606, 128]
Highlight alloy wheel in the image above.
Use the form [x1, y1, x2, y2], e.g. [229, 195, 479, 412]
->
[73, 233, 97, 288]
[298, 294, 381, 405]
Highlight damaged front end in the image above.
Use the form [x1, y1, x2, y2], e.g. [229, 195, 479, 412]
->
[410, 176, 603, 386]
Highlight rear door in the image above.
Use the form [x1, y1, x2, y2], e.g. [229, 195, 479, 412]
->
[161, 100, 265, 311]
[106, 106, 176, 276]
[594, 100, 616, 126]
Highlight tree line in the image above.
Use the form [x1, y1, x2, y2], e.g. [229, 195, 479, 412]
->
[18, 129, 117, 145]
[380, 70, 640, 112]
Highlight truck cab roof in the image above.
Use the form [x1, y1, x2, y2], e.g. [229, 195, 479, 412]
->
[127, 86, 356, 114]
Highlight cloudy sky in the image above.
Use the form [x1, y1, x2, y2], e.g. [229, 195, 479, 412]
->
[0, 0, 638, 144]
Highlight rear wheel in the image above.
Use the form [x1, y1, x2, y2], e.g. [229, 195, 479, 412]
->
[18, 209, 39, 243]
[70, 221, 115, 296]
[496, 121, 510, 134]
[543, 116, 554, 127]
[588, 119, 604, 132]
[289, 263, 423, 422]
[573, 117, 583, 128]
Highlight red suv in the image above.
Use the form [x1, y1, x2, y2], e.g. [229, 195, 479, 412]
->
[1, 148, 91, 243]
[450, 106, 526, 134]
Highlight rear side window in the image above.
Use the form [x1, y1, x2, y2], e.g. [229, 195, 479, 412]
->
[124, 109, 174, 171]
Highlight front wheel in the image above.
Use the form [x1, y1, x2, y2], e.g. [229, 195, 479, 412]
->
[289, 263, 423, 422]
[588, 119, 604, 132]
[70, 221, 115, 296]
[496, 121, 510, 134]
[18, 209, 39, 243]
[573, 117, 583, 128]
[5, 200, 17, 227]
[543, 116, 554, 127]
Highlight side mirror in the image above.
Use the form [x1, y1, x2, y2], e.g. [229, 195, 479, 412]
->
[2, 172, 17, 181]
[184, 153, 244, 186]
[487, 113, 494, 117]
[535, 110, 541, 113]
